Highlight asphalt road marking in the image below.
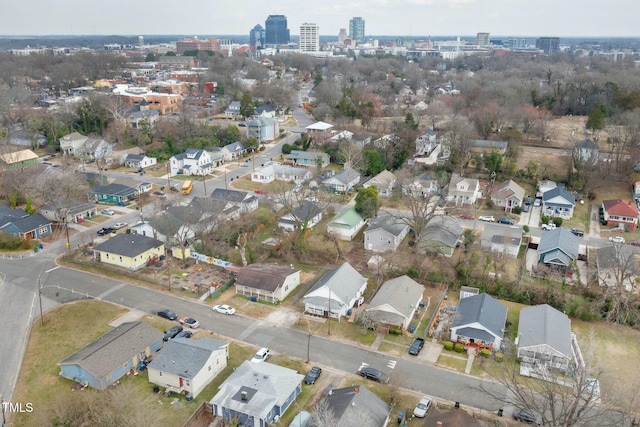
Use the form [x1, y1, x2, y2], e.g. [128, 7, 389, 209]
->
[96, 282, 128, 300]
[387, 360, 397, 369]
[45, 266, 60, 273]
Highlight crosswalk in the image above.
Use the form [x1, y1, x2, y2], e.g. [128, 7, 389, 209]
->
[359, 360, 397, 371]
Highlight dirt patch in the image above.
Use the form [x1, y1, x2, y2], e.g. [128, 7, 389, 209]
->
[545, 116, 587, 148]
[515, 151, 571, 179]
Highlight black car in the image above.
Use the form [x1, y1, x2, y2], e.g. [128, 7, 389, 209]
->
[97, 227, 115, 236]
[497, 217, 515, 225]
[358, 367, 390, 383]
[513, 409, 542, 425]
[157, 309, 178, 321]
[570, 228, 585, 237]
[304, 367, 322, 385]
[175, 330, 193, 339]
[163, 325, 183, 341]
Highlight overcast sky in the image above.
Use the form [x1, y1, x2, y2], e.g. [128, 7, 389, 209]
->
[1, 0, 638, 38]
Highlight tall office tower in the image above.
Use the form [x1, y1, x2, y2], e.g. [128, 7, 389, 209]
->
[265, 15, 290, 45]
[476, 32, 490, 46]
[338, 28, 348, 43]
[536, 37, 560, 55]
[250, 24, 265, 48]
[299, 23, 319, 52]
[349, 17, 365, 44]
[138, 36, 144, 47]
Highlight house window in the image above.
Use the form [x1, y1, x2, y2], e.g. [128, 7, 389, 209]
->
[208, 365, 212, 371]
[159, 372, 162, 376]
[119, 256, 123, 262]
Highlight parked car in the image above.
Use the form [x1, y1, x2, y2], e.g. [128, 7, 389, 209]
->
[213, 304, 236, 315]
[459, 213, 475, 220]
[413, 396, 433, 418]
[513, 408, 542, 425]
[570, 228, 585, 237]
[497, 217, 514, 225]
[175, 330, 193, 339]
[157, 309, 178, 321]
[408, 338, 425, 356]
[97, 227, 115, 236]
[357, 366, 389, 383]
[609, 236, 626, 244]
[101, 208, 115, 216]
[251, 347, 270, 363]
[169, 186, 179, 192]
[304, 366, 322, 385]
[179, 317, 200, 328]
[163, 325, 183, 341]
[627, 240, 640, 247]
[152, 190, 165, 196]
[254, 189, 267, 195]
[523, 202, 531, 213]
[533, 198, 542, 207]
[541, 223, 557, 231]
[478, 215, 495, 222]
[113, 222, 128, 229]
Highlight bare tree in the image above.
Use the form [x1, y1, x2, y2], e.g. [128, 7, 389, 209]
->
[596, 243, 640, 326]
[425, 99, 449, 131]
[309, 398, 338, 427]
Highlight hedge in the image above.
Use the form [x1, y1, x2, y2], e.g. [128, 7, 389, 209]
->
[443, 341, 454, 351]
[454, 343, 465, 353]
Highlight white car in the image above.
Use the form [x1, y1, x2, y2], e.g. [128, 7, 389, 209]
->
[101, 208, 115, 216]
[213, 304, 236, 315]
[541, 223, 557, 231]
[413, 396, 432, 418]
[251, 347, 270, 363]
[113, 222, 128, 229]
[478, 215, 495, 222]
[609, 236, 625, 244]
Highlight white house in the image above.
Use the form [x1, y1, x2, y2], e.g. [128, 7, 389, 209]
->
[447, 173, 481, 205]
[246, 117, 279, 143]
[277, 201, 323, 232]
[224, 101, 242, 119]
[251, 164, 312, 184]
[59, 132, 113, 159]
[304, 262, 367, 319]
[323, 168, 360, 192]
[415, 129, 438, 156]
[326, 207, 366, 241]
[365, 275, 423, 330]
[235, 264, 301, 303]
[147, 337, 229, 398]
[212, 141, 247, 161]
[124, 154, 157, 170]
[169, 149, 214, 176]
[362, 170, 396, 197]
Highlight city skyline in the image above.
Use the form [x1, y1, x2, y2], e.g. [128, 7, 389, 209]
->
[1, 0, 638, 37]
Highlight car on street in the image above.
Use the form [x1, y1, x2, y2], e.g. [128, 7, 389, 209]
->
[413, 396, 433, 418]
[175, 330, 193, 339]
[478, 215, 495, 222]
[541, 223, 557, 231]
[113, 222, 128, 229]
[304, 366, 322, 385]
[212, 304, 236, 315]
[251, 347, 270, 363]
[97, 227, 115, 236]
[157, 309, 178, 321]
[254, 189, 267, 195]
[609, 236, 626, 244]
[179, 317, 200, 328]
[459, 213, 475, 220]
[152, 190, 165, 196]
[357, 366, 389, 383]
[163, 325, 183, 341]
[101, 208, 115, 216]
[570, 228, 585, 237]
[627, 240, 640, 247]
[169, 186, 179, 192]
[497, 217, 514, 225]
[513, 408, 542, 425]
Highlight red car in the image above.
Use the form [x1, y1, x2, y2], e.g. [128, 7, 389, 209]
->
[254, 189, 267, 195]
[459, 213, 475, 220]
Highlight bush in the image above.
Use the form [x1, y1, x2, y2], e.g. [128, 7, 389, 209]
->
[281, 143, 293, 155]
[389, 327, 402, 335]
[443, 341, 454, 351]
[480, 349, 491, 358]
[541, 214, 549, 225]
[553, 217, 563, 227]
[523, 225, 530, 233]
[494, 352, 504, 362]
[454, 343, 465, 353]
[0, 231, 24, 250]
[512, 206, 522, 215]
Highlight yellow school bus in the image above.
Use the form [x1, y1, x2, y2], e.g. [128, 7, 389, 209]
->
[181, 180, 193, 195]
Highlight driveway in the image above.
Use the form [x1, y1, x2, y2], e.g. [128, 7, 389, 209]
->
[528, 205, 542, 228]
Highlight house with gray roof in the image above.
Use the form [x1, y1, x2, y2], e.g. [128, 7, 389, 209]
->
[365, 276, 424, 331]
[517, 304, 574, 374]
[470, 139, 508, 154]
[235, 264, 301, 303]
[542, 187, 576, 218]
[89, 183, 138, 205]
[0, 213, 52, 240]
[124, 153, 157, 170]
[169, 148, 215, 176]
[211, 361, 304, 426]
[224, 101, 242, 119]
[420, 216, 463, 257]
[327, 207, 366, 241]
[481, 223, 523, 258]
[0, 205, 28, 228]
[40, 202, 98, 224]
[58, 321, 163, 390]
[450, 293, 508, 349]
[147, 337, 229, 398]
[324, 385, 392, 427]
[324, 168, 360, 192]
[574, 139, 599, 162]
[537, 228, 579, 269]
[210, 188, 258, 214]
[286, 150, 330, 168]
[277, 201, 323, 232]
[447, 173, 480, 205]
[364, 214, 409, 253]
[362, 170, 397, 197]
[490, 179, 526, 211]
[212, 141, 247, 161]
[93, 234, 165, 271]
[304, 262, 368, 318]
[246, 117, 280, 143]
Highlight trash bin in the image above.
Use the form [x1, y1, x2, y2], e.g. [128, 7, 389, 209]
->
[249, 296, 256, 302]
[408, 324, 416, 333]
[397, 412, 404, 424]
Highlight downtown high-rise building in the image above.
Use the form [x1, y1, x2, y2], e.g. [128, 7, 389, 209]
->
[536, 37, 560, 55]
[299, 23, 319, 52]
[476, 32, 490, 46]
[265, 15, 290, 46]
[249, 24, 265, 48]
[349, 17, 365, 44]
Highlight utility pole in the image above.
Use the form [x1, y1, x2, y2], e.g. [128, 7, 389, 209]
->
[166, 162, 171, 190]
[327, 285, 331, 335]
[202, 173, 207, 196]
[38, 276, 43, 327]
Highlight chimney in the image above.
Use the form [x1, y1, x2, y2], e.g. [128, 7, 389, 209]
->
[241, 391, 247, 401]
[436, 422, 443, 426]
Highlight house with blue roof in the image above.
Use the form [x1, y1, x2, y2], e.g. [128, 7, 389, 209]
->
[537, 227, 579, 270]
[148, 337, 229, 398]
[0, 213, 52, 240]
[542, 186, 576, 218]
[88, 183, 138, 205]
[450, 293, 508, 350]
